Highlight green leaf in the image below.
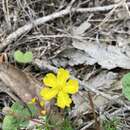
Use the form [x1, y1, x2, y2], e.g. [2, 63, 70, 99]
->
[102, 118, 119, 130]
[122, 73, 130, 100]
[2, 116, 17, 130]
[27, 104, 37, 117]
[2, 102, 37, 130]
[11, 101, 24, 112]
[14, 50, 33, 63]
[11, 102, 37, 119]
[23, 51, 33, 63]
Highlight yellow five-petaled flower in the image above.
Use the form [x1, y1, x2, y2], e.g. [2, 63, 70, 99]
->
[40, 68, 79, 109]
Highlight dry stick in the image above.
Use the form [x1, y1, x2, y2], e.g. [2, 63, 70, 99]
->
[124, 1, 130, 16]
[82, 0, 124, 38]
[0, 8, 70, 51]
[75, 2, 130, 12]
[1, 2, 130, 51]
[81, 106, 129, 130]
[2, 0, 11, 30]
[88, 91, 100, 130]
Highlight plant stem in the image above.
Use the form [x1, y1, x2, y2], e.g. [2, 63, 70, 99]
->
[88, 91, 100, 130]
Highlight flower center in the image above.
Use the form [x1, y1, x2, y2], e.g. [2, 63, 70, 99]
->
[56, 80, 66, 92]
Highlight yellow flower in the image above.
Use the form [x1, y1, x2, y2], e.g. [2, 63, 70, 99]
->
[29, 97, 36, 104]
[40, 68, 79, 109]
[40, 101, 45, 107]
[29, 97, 45, 108]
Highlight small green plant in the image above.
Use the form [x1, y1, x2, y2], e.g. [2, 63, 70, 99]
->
[2, 102, 37, 130]
[14, 50, 33, 63]
[47, 116, 73, 130]
[33, 115, 73, 130]
[122, 73, 130, 100]
[102, 117, 120, 130]
[62, 118, 73, 130]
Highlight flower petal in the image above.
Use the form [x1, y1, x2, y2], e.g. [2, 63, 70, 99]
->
[40, 88, 58, 100]
[43, 73, 57, 88]
[57, 68, 70, 84]
[40, 101, 45, 107]
[28, 97, 36, 104]
[56, 92, 72, 109]
[31, 98, 36, 103]
[66, 79, 79, 94]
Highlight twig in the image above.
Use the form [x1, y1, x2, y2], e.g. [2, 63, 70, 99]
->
[123, 0, 130, 16]
[80, 120, 95, 130]
[81, 106, 130, 130]
[2, 0, 11, 30]
[67, 0, 76, 9]
[31, 119, 45, 125]
[0, 8, 70, 51]
[75, 2, 130, 13]
[1, 2, 130, 51]
[88, 91, 100, 130]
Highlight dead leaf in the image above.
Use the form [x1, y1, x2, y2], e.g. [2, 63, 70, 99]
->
[60, 48, 96, 66]
[0, 63, 42, 103]
[71, 92, 88, 117]
[85, 71, 118, 89]
[72, 41, 130, 69]
[72, 21, 91, 36]
[94, 95, 109, 108]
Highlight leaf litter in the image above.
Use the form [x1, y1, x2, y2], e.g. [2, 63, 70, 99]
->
[0, 0, 130, 130]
